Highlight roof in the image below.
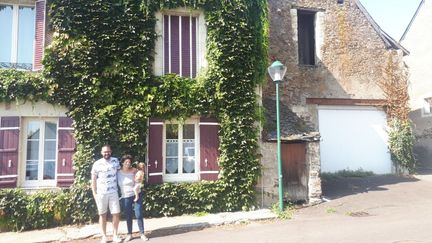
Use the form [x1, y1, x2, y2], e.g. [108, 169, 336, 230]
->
[354, 0, 409, 55]
[399, 0, 425, 42]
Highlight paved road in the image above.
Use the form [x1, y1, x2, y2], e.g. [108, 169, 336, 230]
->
[76, 175, 432, 243]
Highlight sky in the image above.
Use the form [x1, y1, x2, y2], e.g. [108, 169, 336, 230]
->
[360, 0, 422, 41]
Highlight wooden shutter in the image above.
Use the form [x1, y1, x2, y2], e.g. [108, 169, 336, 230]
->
[33, 0, 46, 71]
[56, 117, 75, 187]
[199, 117, 220, 181]
[163, 15, 197, 78]
[148, 118, 163, 184]
[0, 117, 20, 188]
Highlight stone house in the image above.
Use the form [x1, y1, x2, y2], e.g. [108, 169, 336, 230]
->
[258, 0, 408, 206]
[400, 0, 432, 173]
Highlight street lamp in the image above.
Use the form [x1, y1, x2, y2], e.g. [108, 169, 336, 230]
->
[267, 60, 287, 211]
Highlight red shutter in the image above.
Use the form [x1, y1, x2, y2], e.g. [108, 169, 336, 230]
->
[33, 0, 46, 71]
[164, 15, 169, 74]
[56, 117, 75, 187]
[0, 117, 20, 188]
[181, 16, 191, 77]
[170, 16, 180, 75]
[148, 118, 163, 184]
[199, 117, 220, 181]
[191, 17, 197, 78]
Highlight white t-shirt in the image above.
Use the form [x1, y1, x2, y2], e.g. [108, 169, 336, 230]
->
[91, 157, 120, 194]
[117, 170, 135, 198]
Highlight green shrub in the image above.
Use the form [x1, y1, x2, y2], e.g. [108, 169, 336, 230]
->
[0, 189, 28, 231]
[26, 191, 58, 229]
[388, 119, 416, 173]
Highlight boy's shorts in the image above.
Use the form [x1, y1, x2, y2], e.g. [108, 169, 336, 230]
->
[95, 192, 121, 215]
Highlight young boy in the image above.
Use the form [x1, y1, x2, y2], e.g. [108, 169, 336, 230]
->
[133, 162, 145, 202]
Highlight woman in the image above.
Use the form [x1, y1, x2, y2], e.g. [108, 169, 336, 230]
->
[117, 154, 148, 241]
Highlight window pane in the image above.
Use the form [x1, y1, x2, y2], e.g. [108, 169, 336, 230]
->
[183, 124, 194, 139]
[166, 158, 178, 174]
[26, 161, 38, 180]
[166, 140, 178, 156]
[0, 5, 13, 63]
[26, 141, 39, 160]
[27, 122, 40, 139]
[166, 124, 178, 139]
[44, 141, 56, 160]
[17, 6, 35, 65]
[183, 138, 195, 173]
[43, 161, 55, 180]
[45, 122, 57, 139]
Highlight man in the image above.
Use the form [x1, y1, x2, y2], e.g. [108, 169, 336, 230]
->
[91, 144, 122, 243]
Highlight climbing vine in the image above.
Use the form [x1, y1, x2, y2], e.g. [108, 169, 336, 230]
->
[42, 0, 268, 213]
[380, 52, 415, 173]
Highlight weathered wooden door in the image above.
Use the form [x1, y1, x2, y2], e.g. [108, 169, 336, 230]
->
[281, 142, 307, 201]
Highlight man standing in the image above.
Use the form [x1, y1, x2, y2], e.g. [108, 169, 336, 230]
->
[91, 144, 122, 243]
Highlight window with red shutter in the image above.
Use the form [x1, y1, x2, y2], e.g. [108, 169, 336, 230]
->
[163, 14, 197, 78]
[0, 2, 37, 70]
[33, 0, 46, 70]
[0, 116, 20, 188]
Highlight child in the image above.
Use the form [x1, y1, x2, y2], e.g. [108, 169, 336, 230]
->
[133, 162, 145, 202]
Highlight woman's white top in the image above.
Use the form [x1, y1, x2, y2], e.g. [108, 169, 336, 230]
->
[117, 170, 135, 198]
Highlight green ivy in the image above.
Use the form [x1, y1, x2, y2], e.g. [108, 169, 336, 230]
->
[0, 0, 268, 226]
[388, 119, 416, 173]
[0, 69, 50, 103]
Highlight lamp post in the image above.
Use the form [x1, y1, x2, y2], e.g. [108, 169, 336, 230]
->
[267, 60, 287, 211]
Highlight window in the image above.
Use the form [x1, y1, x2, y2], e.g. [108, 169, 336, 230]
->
[164, 121, 198, 181]
[0, 4, 35, 70]
[297, 10, 316, 66]
[423, 97, 432, 116]
[163, 14, 198, 78]
[23, 119, 57, 187]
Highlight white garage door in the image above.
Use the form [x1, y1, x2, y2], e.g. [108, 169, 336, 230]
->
[319, 106, 392, 174]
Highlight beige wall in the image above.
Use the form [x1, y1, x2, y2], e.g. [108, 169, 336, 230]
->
[0, 101, 67, 117]
[402, 0, 432, 170]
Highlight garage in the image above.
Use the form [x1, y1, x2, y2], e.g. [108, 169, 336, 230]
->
[318, 106, 392, 174]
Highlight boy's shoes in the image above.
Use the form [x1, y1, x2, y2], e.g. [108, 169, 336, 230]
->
[112, 235, 123, 243]
[141, 234, 149, 241]
[124, 234, 132, 242]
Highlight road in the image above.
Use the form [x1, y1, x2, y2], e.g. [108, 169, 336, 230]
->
[74, 175, 432, 243]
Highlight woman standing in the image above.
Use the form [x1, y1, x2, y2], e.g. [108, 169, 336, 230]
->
[117, 154, 148, 241]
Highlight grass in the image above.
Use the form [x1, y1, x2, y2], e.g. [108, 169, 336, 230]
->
[271, 203, 295, 220]
[321, 168, 374, 180]
[326, 207, 337, 214]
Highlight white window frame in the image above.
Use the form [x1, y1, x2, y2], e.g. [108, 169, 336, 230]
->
[21, 117, 58, 188]
[162, 119, 200, 182]
[153, 8, 207, 77]
[0, 1, 36, 68]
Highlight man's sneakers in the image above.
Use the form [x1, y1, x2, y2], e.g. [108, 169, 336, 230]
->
[112, 235, 123, 243]
[141, 234, 149, 241]
[100, 236, 107, 243]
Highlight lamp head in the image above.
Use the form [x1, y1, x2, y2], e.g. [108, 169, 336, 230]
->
[267, 60, 287, 83]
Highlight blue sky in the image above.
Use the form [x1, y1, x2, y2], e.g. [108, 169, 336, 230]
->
[360, 0, 422, 41]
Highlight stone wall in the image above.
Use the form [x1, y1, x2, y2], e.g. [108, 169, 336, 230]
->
[259, 0, 405, 205]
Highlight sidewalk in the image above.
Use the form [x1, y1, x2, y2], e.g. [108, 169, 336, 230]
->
[0, 209, 277, 243]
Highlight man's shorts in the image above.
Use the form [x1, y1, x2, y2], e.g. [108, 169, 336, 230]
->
[95, 192, 121, 215]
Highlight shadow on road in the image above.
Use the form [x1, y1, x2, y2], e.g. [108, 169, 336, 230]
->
[321, 175, 419, 200]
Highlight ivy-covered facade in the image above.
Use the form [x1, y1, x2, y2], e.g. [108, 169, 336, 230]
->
[0, 0, 268, 215]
